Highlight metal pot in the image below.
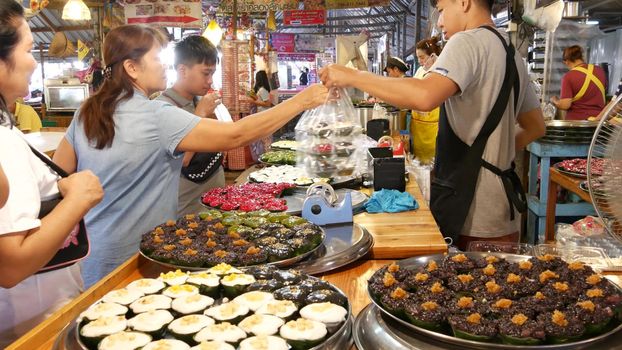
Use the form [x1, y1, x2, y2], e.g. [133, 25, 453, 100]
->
[355, 107, 375, 130]
[387, 110, 408, 132]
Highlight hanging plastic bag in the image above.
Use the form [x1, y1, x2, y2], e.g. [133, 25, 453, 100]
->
[295, 87, 363, 178]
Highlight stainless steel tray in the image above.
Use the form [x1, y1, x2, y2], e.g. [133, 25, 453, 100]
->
[546, 120, 599, 128]
[366, 252, 622, 350]
[354, 303, 622, 350]
[293, 223, 374, 275]
[139, 229, 326, 271]
[57, 273, 354, 350]
[281, 189, 369, 215]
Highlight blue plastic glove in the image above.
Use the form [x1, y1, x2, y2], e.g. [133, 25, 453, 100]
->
[364, 189, 419, 213]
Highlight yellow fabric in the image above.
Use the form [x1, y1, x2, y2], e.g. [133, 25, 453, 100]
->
[410, 108, 439, 163]
[14, 102, 42, 132]
[571, 64, 605, 103]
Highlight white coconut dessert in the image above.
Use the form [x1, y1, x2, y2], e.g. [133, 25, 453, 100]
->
[238, 335, 289, 350]
[142, 339, 191, 350]
[79, 315, 127, 349]
[168, 314, 215, 343]
[172, 294, 215, 315]
[220, 274, 256, 298]
[233, 291, 274, 312]
[97, 331, 151, 350]
[158, 269, 190, 286]
[279, 318, 328, 349]
[126, 278, 166, 295]
[163, 284, 200, 299]
[207, 263, 243, 276]
[189, 341, 236, 350]
[129, 294, 172, 314]
[187, 272, 220, 297]
[102, 288, 144, 306]
[299, 302, 347, 324]
[79, 302, 128, 322]
[193, 322, 247, 344]
[203, 301, 250, 324]
[127, 309, 174, 336]
[255, 300, 298, 319]
[238, 314, 284, 336]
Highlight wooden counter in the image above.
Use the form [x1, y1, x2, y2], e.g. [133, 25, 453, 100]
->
[10, 168, 446, 350]
[235, 166, 448, 258]
[23, 131, 66, 157]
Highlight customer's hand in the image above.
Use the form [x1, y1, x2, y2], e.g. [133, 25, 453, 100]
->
[293, 84, 329, 110]
[58, 170, 104, 209]
[196, 92, 221, 118]
[319, 64, 357, 88]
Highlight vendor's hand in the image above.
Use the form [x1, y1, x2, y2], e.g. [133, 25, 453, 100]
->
[549, 96, 559, 104]
[319, 64, 357, 88]
[293, 84, 329, 110]
[58, 170, 103, 209]
[196, 92, 221, 118]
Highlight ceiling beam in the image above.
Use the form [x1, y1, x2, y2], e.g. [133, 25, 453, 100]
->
[37, 11, 58, 33]
[327, 11, 405, 21]
[31, 25, 93, 32]
[279, 22, 397, 30]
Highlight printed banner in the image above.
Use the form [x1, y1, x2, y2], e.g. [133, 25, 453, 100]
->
[219, 0, 298, 13]
[283, 10, 326, 25]
[304, 0, 390, 10]
[124, 0, 202, 28]
[270, 33, 296, 52]
[77, 40, 90, 61]
[277, 53, 317, 62]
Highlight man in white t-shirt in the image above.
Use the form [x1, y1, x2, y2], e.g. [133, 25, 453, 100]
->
[0, 164, 7, 208]
[320, 0, 546, 248]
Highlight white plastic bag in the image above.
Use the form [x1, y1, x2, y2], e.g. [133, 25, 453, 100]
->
[295, 88, 363, 178]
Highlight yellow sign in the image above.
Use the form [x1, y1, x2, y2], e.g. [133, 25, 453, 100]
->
[77, 39, 90, 61]
[219, 0, 298, 13]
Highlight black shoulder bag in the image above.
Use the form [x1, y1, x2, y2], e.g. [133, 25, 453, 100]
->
[29, 145, 90, 274]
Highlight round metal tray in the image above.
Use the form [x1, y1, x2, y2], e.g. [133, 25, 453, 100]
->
[553, 163, 589, 178]
[293, 222, 374, 275]
[139, 229, 326, 271]
[56, 274, 354, 350]
[366, 252, 622, 350]
[248, 173, 359, 190]
[546, 120, 599, 128]
[354, 304, 622, 350]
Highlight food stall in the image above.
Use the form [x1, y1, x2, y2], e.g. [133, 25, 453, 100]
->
[9, 1, 622, 350]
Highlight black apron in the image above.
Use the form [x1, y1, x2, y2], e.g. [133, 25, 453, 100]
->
[161, 92, 223, 183]
[430, 26, 527, 243]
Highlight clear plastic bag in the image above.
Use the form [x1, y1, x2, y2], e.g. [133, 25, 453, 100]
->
[295, 88, 363, 178]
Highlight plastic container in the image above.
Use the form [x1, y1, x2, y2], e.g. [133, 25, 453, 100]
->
[535, 244, 613, 269]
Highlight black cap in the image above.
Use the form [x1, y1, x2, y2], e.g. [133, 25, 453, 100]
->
[384, 56, 409, 73]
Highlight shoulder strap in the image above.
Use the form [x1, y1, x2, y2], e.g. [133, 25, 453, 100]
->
[28, 144, 70, 178]
[571, 64, 606, 103]
[472, 26, 519, 149]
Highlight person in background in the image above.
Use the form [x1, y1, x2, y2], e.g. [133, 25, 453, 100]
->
[250, 70, 273, 112]
[411, 37, 443, 163]
[9, 98, 41, 133]
[384, 56, 409, 78]
[156, 35, 224, 216]
[299, 67, 309, 86]
[320, 0, 545, 250]
[0, 1, 103, 345]
[53, 24, 327, 288]
[550, 45, 607, 120]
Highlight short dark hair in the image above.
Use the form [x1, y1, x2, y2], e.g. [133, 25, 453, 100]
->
[174, 35, 218, 68]
[563, 45, 583, 62]
[429, 0, 494, 12]
[0, 0, 25, 123]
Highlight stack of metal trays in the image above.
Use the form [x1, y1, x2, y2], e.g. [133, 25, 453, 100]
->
[541, 120, 598, 144]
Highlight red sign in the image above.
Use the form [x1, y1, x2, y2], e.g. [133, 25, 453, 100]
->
[270, 33, 296, 52]
[277, 53, 316, 62]
[127, 15, 199, 24]
[283, 10, 326, 26]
